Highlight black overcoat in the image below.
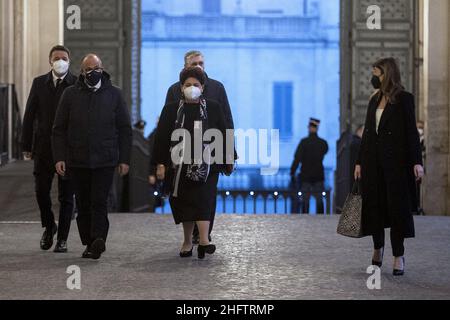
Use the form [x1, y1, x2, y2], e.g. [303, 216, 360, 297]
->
[21, 71, 76, 163]
[52, 72, 132, 169]
[356, 91, 422, 238]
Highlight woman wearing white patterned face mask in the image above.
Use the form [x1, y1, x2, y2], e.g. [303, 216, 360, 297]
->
[152, 67, 235, 259]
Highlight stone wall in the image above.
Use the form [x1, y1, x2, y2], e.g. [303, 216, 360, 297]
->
[421, 0, 450, 216]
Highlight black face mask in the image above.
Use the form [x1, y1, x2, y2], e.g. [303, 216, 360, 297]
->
[85, 70, 102, 87]
[371, 75, 382, 89]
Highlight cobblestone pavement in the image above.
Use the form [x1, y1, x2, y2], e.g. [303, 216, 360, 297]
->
[1, 214, 449, 300]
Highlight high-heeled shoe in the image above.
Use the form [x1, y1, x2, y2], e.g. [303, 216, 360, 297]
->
[179, 247, 193, 258]
[198, 244, 216, 259]
[372, 247, 384, 268]
[393, 257, 405, 276]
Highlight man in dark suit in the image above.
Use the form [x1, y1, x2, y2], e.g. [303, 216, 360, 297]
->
[290, 118, 329, 214]
[21, 45, 76, 253]
[163, 50, 235, 244]
[52, 54, 132, 260]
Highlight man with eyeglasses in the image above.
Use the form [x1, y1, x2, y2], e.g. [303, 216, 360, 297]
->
[52, 54, 132, 260]
[22, 45, 76, 253]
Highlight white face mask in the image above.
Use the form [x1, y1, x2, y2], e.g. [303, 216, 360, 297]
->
[183, 86, 202, 101]
[52, 60, 69, 75]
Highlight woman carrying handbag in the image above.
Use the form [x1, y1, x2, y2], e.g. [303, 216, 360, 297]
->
[151, 67, 235, 259]
[353, 58, 424, 276]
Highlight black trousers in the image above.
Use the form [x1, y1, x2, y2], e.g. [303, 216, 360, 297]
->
[301, 181, 325, 214]
[372, 165, 405, 257]
[69, 167, 115, 246]
[34, 158, 74, 241]
[373, 229, 405, 257]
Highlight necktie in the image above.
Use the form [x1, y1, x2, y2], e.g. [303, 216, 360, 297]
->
[55, 78, 62, 89]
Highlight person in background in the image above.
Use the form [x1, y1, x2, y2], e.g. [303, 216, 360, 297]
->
[133, 120, 147, 137]
[147, 117, 164, 212]
[416, 120, 425, 215]
[164, 50, 235, 244]
[290, 118, 329, 214]
[354, 57, 424, 276]
[21, 45, 76, 253]
[52, 54, 132, 260]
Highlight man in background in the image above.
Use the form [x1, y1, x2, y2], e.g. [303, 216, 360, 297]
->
[290, 118, 329, 214]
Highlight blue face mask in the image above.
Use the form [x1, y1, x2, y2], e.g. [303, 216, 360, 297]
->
[85, 70, 102, 86]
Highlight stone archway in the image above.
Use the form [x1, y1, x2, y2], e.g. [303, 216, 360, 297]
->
[339, 0, 418, 132]
[63, 0, 141, 123]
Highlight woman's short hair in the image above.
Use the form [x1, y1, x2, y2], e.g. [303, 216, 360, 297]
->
[179, 67, 206, 86]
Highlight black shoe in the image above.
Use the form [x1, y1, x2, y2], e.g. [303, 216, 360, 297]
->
[393, 257, 405, 276]
[371, 248, 384, 268]
[90, 238, 106, 260]
[54, 240, 68, 253]
[82, 246, 92, 259]
[198, 244, 216, 260]
[192, 235, 200, 245]
[40, 224, 57, 251]
[179, 247, 193, 258]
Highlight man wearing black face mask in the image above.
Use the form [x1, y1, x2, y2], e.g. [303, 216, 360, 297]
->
[52, 54, 132, 260]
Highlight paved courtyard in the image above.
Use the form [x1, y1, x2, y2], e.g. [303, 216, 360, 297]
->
[1, 214, 449, 300]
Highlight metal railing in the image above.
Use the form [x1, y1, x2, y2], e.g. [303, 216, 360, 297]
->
[153, 188, 332, 215]
[217, 189, 332, 215]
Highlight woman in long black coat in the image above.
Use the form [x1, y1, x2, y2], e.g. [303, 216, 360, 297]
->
[151, 67, 234, 259]
[354, 58, 424, 276]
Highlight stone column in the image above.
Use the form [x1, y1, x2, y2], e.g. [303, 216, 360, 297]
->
[422, 0, 450, 216]
[0, 0, 63, 117]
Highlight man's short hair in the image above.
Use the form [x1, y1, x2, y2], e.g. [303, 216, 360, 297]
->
[184, 50, 203, 65]
[49, 45, 71, 59]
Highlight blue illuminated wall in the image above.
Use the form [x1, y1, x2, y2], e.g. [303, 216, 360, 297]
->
[141, 0, 340, 188]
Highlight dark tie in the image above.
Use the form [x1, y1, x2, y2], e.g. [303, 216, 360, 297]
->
[55, 78, 62, 89]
